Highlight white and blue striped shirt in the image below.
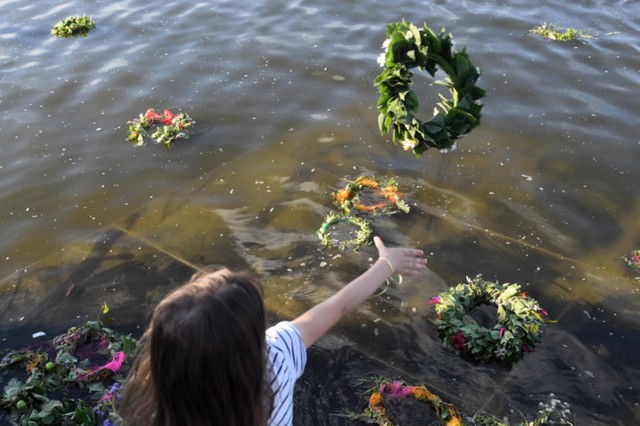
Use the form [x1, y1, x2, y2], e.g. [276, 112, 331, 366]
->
[266, 321, 307, 426]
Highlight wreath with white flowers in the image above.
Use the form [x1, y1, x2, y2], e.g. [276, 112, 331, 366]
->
[332, 176, 410, 216]
[317, 212, 373, 251]
[364, 380, 462, 426]
[430, 275, 553, 364]
[127, 108, 195, 149]
[375, 20, 485, 156]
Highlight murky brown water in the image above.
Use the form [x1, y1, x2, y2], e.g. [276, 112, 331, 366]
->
[1, 0, 639, 424]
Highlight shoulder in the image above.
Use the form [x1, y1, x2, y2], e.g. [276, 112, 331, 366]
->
[266, 321, 307, 377]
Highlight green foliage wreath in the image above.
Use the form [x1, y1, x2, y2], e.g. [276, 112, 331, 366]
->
[430, 276, 553, 364]
[375, 20, 485, 156]
[317, 212, 373, 251]
[51, 15, 96, 38]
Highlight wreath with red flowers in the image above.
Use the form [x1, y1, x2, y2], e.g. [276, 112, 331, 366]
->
[127, 108, 195, 149]
[430, 275, 554, 364]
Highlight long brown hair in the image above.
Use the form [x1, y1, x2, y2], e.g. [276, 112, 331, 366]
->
[119, 267, 273, 425]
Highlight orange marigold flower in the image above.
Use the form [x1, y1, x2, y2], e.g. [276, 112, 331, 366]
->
[410, 386, 436, 401]
[369, 392, 383, 408]
[333, 189, 353, 203]
[358, 177, 379, 188]
[446, 416, 462, 426]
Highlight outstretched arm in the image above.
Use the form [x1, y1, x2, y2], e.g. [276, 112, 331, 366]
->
[292, 236, 427, 348]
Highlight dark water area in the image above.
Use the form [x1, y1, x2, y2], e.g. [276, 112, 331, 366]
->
[1, 0, 639, 424]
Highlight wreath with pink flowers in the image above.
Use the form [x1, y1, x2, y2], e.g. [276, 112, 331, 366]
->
[429, 275, 554, 364]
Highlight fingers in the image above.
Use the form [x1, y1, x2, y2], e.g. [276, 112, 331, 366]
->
[373, 236, 385, 251]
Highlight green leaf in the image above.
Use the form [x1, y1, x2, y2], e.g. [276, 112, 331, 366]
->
[3, 377, 22, 399]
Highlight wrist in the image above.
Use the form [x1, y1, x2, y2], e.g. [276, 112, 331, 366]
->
[378, 256, 394, 275]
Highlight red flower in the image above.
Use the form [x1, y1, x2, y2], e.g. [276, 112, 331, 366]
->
[427, 296, 442, 305]
[450, 332, 467, 352]
[145, 108, 162, 122]
[161, 109, 175, 125]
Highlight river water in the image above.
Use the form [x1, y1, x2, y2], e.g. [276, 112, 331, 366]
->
[1, 0, 639, 424]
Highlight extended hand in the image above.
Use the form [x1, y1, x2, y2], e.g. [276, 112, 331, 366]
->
[374, 236, 427, 276]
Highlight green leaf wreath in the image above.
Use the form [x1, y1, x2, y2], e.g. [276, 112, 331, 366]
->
[317, 212, 373, 252]
[375, 20, 485, 156]
[51, 15, 96, 38]
[429, 275, 554, 365]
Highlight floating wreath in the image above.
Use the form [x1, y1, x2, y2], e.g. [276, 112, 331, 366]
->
[363, 380, 462, 426]
[430, 275, 554, 364]
[623, 249, 640, 271]
[529, 23, 593, 42]
[375, 20, 485, 156]
[0, 321, 136, 424]
[317, 212, 373, 251]
[332, 176, 410, 216]
[127, 108, 195, 149]
[51, 15, 96, 38]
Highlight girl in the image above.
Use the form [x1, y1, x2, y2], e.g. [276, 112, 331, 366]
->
[119, 236, 427, 425]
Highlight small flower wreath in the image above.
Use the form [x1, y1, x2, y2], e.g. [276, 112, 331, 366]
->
[127, 108, 195, 149]
[430, 275, 554, 364]
[623, 249, 640, 270]
[317, 212, 373, 251]
[51, 15, 96, 38]
[364, 380, 462, 426]
[332, 176, 410, 216]
[375, 20, 485, 156]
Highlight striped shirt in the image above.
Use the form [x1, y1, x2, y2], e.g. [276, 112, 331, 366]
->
[266, 321, 307, 426]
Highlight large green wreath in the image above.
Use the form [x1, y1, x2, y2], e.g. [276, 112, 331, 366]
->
[430, 276, 553, 364]
[375, 20, 485, 156]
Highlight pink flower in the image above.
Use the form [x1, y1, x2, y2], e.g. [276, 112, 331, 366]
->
[499, 327, 506, 339]
[77, 352, 126, 381]
[450, 332, 467, 352]
[540, 309, 549, 316]
[161, 109, 175, 124]
[145, 108, 162, 122]
[381, 381, 412, 399]
[426, 296, 442, 305]
[101, 351, 125, 373]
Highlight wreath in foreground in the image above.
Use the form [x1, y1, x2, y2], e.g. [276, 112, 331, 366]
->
[317, 212, 372, 251]
[430, 276, 554, 364]
[333, 176, 410, 216]
[375, 20, 485, 156]
[362, 380, 575, 426]
[127, 108, 195, 149]
[0, 321, 136, 425]
[363, 381, 462, 426]
[51, 15, 96, 38]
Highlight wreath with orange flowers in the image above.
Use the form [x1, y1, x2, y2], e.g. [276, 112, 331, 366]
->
[332, 176, 410, 216]
[364, 381, 462, 426]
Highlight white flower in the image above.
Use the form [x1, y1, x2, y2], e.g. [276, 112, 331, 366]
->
[405, 30, 413, 39]
[401, 139, 418, 151]
[381, 38, 390, 49]
[377, 52, 386, 67]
